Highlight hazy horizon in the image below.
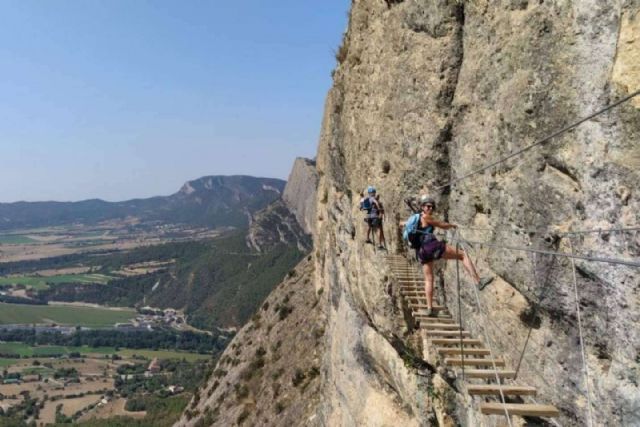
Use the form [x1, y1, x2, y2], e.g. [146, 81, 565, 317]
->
[0, 172, 291, 204]
[0, 1, 348, 203]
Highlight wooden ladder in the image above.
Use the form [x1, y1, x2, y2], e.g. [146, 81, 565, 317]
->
[385, 255, 561, 420]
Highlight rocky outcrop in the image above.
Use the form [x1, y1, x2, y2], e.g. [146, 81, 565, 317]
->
[313, 1, 640, 426]
[176, 256, 325, 427]
[246, 199, 311, 252]
[246, 158, 317, 252]
[183, 1, 639, 426]
[282, 158, 319, 235]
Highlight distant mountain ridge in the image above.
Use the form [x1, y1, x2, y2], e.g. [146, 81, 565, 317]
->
[0, 175, 285, 230]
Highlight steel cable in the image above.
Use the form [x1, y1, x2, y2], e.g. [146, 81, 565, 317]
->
[436, 89, 640, 191]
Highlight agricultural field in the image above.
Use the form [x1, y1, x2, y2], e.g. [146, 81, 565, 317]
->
[0, 302, 135, 327]
[0, 348, 208, 426]
[0, 273, 112, 289]
[0, 234, 37, 244]
[0, 221, 221, 263]
[0, 342, 116, 358]
[0, 358, 18, 367]
[117, 349, 212, 362]
[78, 397, 147, 422]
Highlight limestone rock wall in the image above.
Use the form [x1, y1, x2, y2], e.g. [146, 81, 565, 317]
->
[246, 199, 311, 252]
[282, 157, 319, 235]
[246, 156, 317, 252]
[314, 1, 640, 426]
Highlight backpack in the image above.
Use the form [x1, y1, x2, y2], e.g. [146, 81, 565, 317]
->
[403, 213, 424, 249]
[360, 197, 372, 212]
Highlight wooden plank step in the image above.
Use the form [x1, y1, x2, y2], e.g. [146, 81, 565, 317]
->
[413, 310, 452, 316]
[479, 403, 559, 417]
[437, 348, 491, 356]
[416, 323, 461, 330]
[413, 312, 453, 318]
[408, 303, 448, 309]
[416, 317, 456, 324]
[425, 330, 471, 337]
[408, 305, 446, 311]
[431, 338, 483, 346]
[467, 385, 537, 396]
[445, 358, 505, 367]
[464, 370, 516, 379]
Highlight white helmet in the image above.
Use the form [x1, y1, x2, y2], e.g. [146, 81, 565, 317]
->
[419, 195, 436, 208]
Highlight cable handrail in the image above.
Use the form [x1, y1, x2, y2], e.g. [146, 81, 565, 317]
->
[466, 248, 514, 427]
[568, 238, 594, 427]
[435, 89, 640, 191]
[457, 224, 640, 237]
[450, 237, 640, 268]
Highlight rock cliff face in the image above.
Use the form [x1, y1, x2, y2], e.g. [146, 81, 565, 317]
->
[180, 1, 639, 426]
[313, 1, 640, 426]
[245, 199, 311, 252]
[283, 158, 319, 235]
[176, 256, 325, 427]
[246, 157, 317, 252]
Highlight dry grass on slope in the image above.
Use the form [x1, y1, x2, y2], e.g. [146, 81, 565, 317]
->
[179, 255, 326, 427]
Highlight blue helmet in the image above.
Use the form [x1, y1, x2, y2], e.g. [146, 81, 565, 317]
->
[367, 186, 376, 194]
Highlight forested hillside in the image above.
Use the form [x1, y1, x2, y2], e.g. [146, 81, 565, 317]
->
[0, 175, 285, 230]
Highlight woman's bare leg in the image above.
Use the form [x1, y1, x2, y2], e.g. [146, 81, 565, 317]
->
[441, 244, 480, 284]
[422, 262, 435, 308]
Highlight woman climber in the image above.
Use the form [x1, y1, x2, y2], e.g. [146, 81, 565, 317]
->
[410, 195, 493, 316]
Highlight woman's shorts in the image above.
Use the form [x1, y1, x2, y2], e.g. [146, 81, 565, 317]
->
[417, 239, 446, 264]
[366, 217, 382, 228]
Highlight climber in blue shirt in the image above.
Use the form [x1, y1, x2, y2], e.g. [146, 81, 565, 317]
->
[360, 186, 386, 250]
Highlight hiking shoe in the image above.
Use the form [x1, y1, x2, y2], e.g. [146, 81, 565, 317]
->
[378, 245, 387, 250]
[477, 277, 494, 291]
[365, 239, 373, 245]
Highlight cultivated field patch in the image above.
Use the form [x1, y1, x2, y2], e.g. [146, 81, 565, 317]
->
[116, 349, 212, 362]
[0, 234, 37, 244]
[0, 303, 135, 327]
[0, 342, 117, 357]
[0, 273, 112, 289]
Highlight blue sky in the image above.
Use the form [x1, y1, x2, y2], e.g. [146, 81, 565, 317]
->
[0, 1, 349, 202]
